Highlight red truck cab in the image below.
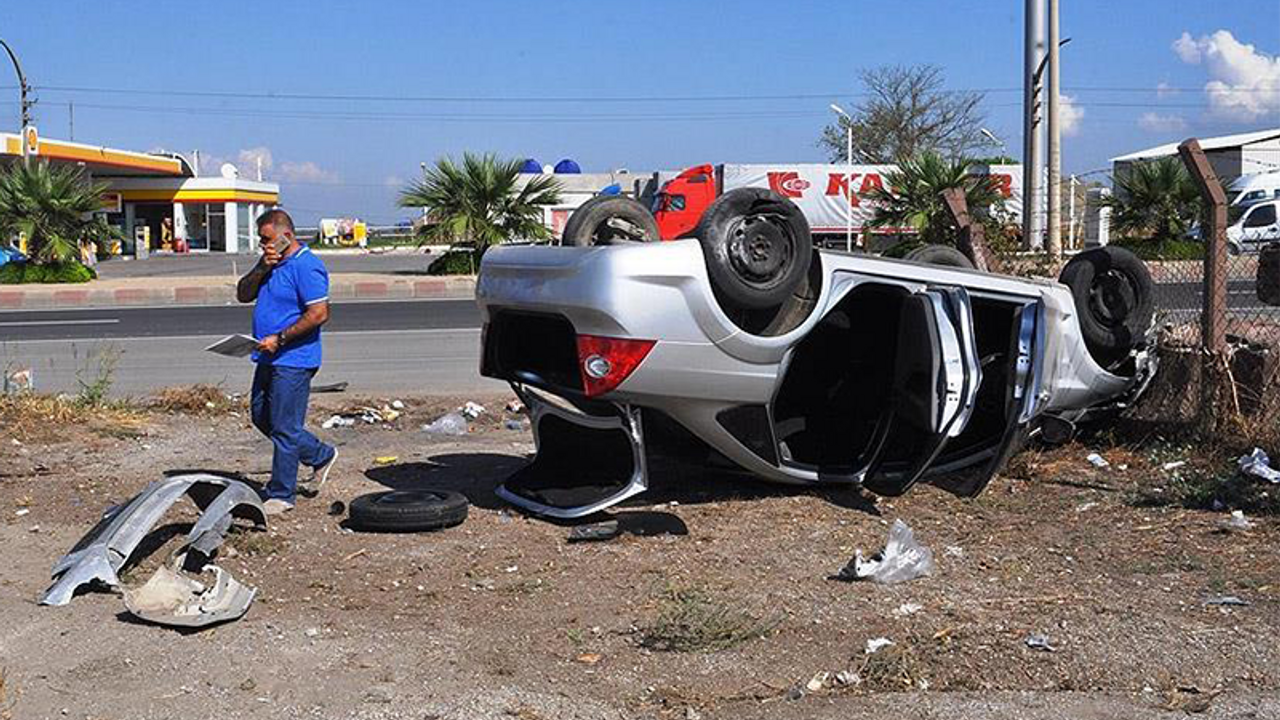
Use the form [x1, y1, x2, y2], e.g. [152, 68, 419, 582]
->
[652, 164, 718, 240]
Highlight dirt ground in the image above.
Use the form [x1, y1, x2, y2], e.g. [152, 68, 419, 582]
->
[1, 390, 1279, 720]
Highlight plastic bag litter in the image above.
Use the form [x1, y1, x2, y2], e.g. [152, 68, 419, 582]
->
[1085, 452, 1109, 468]
[460, 401, 486, 419]
[321, 415, 356, 429]
[1238, 448, 1280, 483]
[422, 412, 468, 436]
[830, 519, 935, 584]
[1221, 509, 1255, 531]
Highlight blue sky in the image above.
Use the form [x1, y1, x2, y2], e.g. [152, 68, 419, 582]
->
[2, 1, 1277, 224]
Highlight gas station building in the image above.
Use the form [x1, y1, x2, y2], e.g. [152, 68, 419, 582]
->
[1, 130, 279, 254]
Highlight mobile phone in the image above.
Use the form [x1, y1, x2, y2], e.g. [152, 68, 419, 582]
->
[266, 234, 290, 255]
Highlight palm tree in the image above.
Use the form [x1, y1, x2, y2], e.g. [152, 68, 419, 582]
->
[398, 153, 561, 250]
[0, 160, 107, 265]
[864, 151, 1007, 247]
[1105, 157, 1202, 243]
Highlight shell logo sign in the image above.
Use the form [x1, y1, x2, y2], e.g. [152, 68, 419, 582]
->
[23, 125, 38, 156]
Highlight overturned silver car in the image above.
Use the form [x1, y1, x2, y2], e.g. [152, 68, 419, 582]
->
[478, 190, 1156, 518]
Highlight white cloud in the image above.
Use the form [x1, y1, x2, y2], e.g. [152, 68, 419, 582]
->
[1059, 94, 1083, 136]
[277, 160, 340, 185]
[383, 174, 405, 189]
[1172, 30, 1280, 120]
[237, 146, 274, 175]
[1137, 112, 1189, 133]
[1156, 81, 1179, 99]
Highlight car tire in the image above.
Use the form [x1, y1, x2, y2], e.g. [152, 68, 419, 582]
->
[561, 195, 660, 246]
[904, 244, 975, 269]
[1258, 244, 1280, 306]
[1058, 246, 1154, 362]
[687, 188, 814, 311]
[348, 490, 469, 532]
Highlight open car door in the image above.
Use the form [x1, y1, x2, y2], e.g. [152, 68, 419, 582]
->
[861, 287, 981, 496]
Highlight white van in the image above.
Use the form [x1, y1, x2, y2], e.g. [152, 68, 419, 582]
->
[1231, 172, 1280, 209]
[1227, 199, 1280, 254]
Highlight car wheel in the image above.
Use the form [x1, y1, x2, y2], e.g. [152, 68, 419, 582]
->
[904, 244, 975, 269]
[561, 196, 660, 246]
[688, 188, 814, 311]
[347, 490, 469, 532]
[1058, 246, 1154, 364]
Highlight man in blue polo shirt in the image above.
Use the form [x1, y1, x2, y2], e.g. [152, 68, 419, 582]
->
[237, 209, 338, 515]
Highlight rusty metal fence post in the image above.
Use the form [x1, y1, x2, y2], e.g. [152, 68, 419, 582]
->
[941, 187, 991, 273]
[1176, 139, 1228, 434]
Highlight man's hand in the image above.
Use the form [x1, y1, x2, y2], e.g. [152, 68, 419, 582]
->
[261, 242, 283, 267]
[257, 334, 281, 355]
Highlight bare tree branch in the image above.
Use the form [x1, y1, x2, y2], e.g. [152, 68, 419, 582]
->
[819, 65, 994, 164]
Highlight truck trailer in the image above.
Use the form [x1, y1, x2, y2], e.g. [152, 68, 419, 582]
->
[650, 162, 1024, 246]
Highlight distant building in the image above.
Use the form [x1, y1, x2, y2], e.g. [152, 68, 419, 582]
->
[1, 132, 280, 254]
[1111, 127, 1280, 192]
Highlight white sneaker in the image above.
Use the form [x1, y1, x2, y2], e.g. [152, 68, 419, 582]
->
[308, 448, 339, 488]
[263, 498, 295, 516]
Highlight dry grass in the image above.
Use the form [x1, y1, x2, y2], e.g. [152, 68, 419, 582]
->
[637, 584, 777, 653]
[0, 393, 148, 443]
[150, 384, 239, 415]
[0, 667, 15, 720]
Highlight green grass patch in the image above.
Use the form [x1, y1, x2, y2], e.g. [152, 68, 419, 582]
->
[0, 262, 96, 284]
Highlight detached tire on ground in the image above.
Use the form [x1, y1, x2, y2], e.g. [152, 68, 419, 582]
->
[904, 244, 975, 269]
[561, 195, 660, 246]
[687, 188, 814, 311]
[1058, 246, 1155, 364]
[348, 490, 469, 532]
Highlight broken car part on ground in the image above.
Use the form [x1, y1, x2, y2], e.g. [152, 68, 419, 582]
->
[41, 473, 266, 627]
[478, 189, 1157, 518]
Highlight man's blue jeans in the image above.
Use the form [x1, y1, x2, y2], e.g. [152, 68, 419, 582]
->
[250, 363, 335, 502]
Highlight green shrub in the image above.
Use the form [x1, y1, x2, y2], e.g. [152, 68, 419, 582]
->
[0, 262, 97, 284]
[1110, 236, 1204, 261]
[427, 249, 480, 276]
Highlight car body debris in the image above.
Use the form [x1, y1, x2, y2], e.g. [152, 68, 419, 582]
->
[865, 637, 894, 654]
[1203, 595, 1250, 607]
[41, 473, 266, 609]
[460, 401, 486, 419]
[1086, 452, 1110, 468]
[1025, 634, 1056, 652]
[123, 555, 257, 628]
[830, 519, 935, 584]
[567, 518, 621, 543]
[1238, 448, 1280, 483]
[322, 404, 402, 428]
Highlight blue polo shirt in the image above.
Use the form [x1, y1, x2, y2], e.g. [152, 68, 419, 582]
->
[252, 245, 329, 368]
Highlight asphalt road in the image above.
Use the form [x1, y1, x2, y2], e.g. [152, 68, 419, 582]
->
[0, 300, 497, 397]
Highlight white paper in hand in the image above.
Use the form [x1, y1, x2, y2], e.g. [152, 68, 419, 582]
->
[205, 334, 259, 358]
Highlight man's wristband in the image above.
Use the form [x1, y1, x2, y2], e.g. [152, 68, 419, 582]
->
[278, 329, 288, 346]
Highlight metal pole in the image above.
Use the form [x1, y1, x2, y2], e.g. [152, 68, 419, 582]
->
[1068, 174, 1077, 249]
[68, 101, 74, 141]
[846, 121, 853, 252]
[1022, 0, 1045, 250]
[1046, 0, 1062, 258]
[0, 38, 33, 165]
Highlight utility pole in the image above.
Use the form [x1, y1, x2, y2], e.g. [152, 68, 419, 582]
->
[1046, 0, 1062, 258]
[0, 38, 34, 164]
[68, 101, 74, 141]
[1021, 0, 1046, 250]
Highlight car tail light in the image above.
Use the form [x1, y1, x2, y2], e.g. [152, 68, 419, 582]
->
[575, 334, 656, 398]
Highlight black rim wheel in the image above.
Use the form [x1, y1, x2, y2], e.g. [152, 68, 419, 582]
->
[727, 214, 793, 291]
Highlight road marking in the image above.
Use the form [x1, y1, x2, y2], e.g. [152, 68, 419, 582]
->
[0, 318, 120, 327]
[0, 327, 482, 344]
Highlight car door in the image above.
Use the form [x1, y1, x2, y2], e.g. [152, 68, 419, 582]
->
[1241, 202, 1279, 250]
[861, 286, 981, 496]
